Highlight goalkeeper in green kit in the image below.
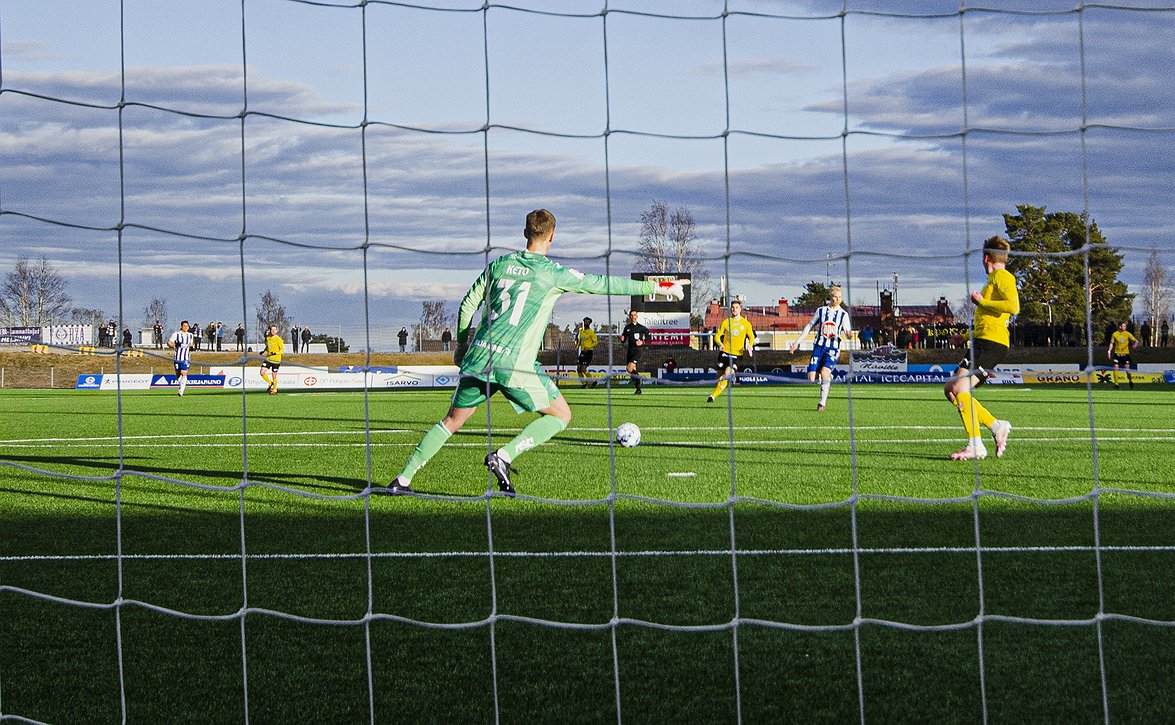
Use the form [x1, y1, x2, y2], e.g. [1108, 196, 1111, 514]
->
[387, 208, 687, 496]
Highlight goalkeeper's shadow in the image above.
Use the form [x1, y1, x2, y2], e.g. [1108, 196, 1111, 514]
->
[0, 452, 368, 497]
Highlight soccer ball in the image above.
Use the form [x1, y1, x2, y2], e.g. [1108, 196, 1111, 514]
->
[615, 422, 641, 448]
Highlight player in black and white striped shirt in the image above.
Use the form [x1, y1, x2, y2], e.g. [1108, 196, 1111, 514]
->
[167, 320, 195, 397]
[789, 286, 852, 411]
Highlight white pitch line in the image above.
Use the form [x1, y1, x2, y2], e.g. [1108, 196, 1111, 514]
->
[4, 543, 1175, 563]
[4, 424, 1171, 446]
[4, 436, 1175, 451]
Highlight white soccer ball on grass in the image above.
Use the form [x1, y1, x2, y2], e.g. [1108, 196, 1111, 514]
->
[615, 422, 641, 448]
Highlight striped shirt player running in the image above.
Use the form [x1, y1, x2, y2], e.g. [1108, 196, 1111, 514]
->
[386, 208, 688, 497]
[167, 320, 195, 397]
[789, 286, 852, 411]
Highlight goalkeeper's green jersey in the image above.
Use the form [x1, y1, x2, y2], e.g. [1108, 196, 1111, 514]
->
[457, 250, 655, 385]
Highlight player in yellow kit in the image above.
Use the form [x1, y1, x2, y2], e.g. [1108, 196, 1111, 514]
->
[944, 236, 1020, 460]
[1107, 321, 1138, 389]
[576, 316, 598, 387]
[707, 300, 756, 403]
[260, 324, 284, 394]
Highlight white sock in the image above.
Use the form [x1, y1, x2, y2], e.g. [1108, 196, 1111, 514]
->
[970, 436, 985, 451]
[178, 378, 187, 394]
[819, 380, 830, 405]
[496, 448, 513, 464]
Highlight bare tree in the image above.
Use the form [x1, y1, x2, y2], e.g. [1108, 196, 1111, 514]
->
[1140, 247, 1171, 345]
[636, 201, 715, 324]
[255, 290, 291, 342]
[955, 295, 976, 326]
[143, 297, 169, 332]
[71, 307, 106, 327]
[1, 256, 72, 326]
[419, 300, 453, 340]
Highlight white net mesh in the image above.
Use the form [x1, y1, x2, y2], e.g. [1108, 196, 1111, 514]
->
[2, 2, 1175, 722]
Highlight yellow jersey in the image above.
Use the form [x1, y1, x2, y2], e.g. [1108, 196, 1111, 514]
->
[577, 328, 598, 351]
[1110, 330, 1136, 356]
[973, 268, 1020, 347]
[264, 334, 285, 363]
[717, 316, 756, 356]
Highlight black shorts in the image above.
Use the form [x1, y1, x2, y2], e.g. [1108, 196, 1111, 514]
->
[625, 348, 643, 365]
[578, 349, 594, 366]
[262, 360, 281, 372]
[716, 353, 746, 373]
[958, 338, 1008, 382]
[1111, 354, 1133, 367]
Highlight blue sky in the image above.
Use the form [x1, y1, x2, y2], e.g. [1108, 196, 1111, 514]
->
[2, 0, 1173, 349]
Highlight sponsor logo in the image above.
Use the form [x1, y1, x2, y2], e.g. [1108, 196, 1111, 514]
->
[228, 377, 242, 387]
[851, 372, 953, 384]
[851, 345, 908, 373]
[76, 375, 103, 389]
[150, 375, 226, 388]
[434, 375, 451, 385]
[506, 264, 531, 277]
[1027, 372, 1086, 384]
[304, 376, 318, 386]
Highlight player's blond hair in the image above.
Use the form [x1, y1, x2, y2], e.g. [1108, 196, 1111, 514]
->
[983, 235, 1011, 263]
[525, 209, 556, 244]
[829, 285, 842, 297]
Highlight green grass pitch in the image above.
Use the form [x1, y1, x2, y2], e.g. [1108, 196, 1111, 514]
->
[2, 383, 1173, 722]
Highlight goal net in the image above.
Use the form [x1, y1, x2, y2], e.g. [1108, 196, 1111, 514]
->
[2, 2, 1174, 722]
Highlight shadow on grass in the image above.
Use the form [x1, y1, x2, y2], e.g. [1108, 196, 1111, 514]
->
[2, 500, 1174, 723]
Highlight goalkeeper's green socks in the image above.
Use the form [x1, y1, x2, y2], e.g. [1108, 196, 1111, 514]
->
[397, 422, 453, 483]
[499, 414, 567, 463]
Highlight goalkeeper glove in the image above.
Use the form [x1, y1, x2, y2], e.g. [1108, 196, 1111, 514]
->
[655, 278, 690, 301]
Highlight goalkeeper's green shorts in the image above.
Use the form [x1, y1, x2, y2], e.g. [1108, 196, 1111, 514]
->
[451, 367, 559, 414]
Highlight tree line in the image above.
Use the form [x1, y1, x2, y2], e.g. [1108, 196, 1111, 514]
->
[3, 203, 1171, 347]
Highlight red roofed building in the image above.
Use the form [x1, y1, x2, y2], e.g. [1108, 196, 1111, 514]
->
[702, 295, 955, 349]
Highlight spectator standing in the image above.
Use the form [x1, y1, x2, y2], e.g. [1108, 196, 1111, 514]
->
[441, 327, 453, 352]
[1141, 320, 1152, 348]
[191, 322, 201, 350]
[1162, 319, 1170, 347]
[153, 320, 164, 349]
[301, 326, 312, 353]
[216, 322, 225, 351]
[122, 327, 133, 349]
[290, 325, 300, 351]
[398, 327, 409, 352]
[234, 323, 246, 351]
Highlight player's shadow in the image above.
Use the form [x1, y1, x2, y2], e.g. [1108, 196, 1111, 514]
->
[0, 453, 367, 496]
